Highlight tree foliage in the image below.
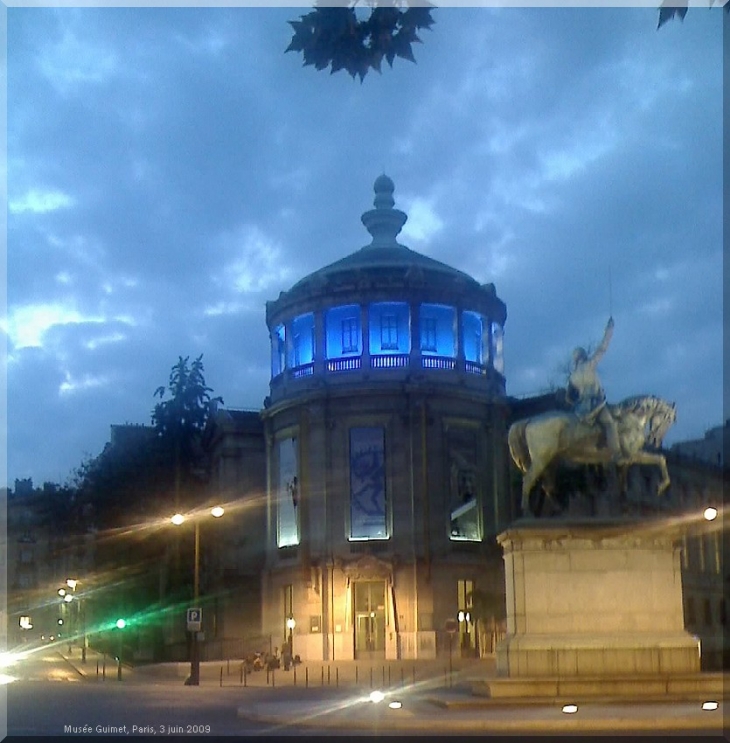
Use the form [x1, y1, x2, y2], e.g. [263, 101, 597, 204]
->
[152, 354, 222, 483]
[286, 2, 435, 82]
[657, 0, 729, 28]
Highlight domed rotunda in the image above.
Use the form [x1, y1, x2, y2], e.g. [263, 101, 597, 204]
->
[261, 176, 513, 661]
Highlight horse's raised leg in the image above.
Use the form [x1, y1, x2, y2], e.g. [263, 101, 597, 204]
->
[630, 451, 671, 495]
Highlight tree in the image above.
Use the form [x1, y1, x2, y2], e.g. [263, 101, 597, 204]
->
[657, 0, 729, 28]
[152, 354, 222, 508]
[286, 1, 435, 82]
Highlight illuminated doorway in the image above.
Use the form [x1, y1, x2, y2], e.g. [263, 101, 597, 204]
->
[354, 580, 386, 659]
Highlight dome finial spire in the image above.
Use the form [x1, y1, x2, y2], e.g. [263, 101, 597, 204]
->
[362, 174, 407, 247]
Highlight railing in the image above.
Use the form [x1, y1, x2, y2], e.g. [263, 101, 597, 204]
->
[370, 354, 409, 369]
[291, 363, 314, 379]
[464, 360, 487, 375]
[327, 357, 362, 372]
[422, 356, 456, 370]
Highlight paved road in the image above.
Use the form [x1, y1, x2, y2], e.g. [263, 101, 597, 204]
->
[3, 646, 727, 738]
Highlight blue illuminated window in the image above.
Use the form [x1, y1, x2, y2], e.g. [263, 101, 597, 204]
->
[289, 313, 315, 368]
[462, 311, 487, 364]
[421, 318, 437, 352]
[271, 323, 286, 377]
[369, 302, 410, 355]
[420, 304, 456, 357]
[381, 315, 398, 350]
[342, 317, 359, 353]
[491, 322, 504, 374]
[326, 305, 361, 358]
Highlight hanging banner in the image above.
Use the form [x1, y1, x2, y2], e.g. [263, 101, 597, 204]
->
[278, 437, 299, 547]
[350, 427, 387, 540]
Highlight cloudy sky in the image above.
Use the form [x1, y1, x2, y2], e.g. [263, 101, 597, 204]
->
[5, 5, 724, 488]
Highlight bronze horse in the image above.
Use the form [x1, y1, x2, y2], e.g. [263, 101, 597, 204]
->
[508, 395, 676, 515]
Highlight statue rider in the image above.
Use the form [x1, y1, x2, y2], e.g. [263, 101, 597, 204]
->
[567, 316, 622, 463]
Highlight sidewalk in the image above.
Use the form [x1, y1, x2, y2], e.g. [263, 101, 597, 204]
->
[60, 649, 728, 734]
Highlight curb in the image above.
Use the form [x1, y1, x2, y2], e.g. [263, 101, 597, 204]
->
[236, 704, 726, 733]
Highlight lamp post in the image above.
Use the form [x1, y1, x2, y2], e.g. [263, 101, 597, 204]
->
[286, 616, 296, 658]
[171, 506, 225, 686]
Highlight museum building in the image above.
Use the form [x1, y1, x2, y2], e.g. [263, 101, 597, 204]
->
[254, 175, 513, 661]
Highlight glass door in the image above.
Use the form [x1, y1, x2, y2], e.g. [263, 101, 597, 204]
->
[354, 581, 386, 659]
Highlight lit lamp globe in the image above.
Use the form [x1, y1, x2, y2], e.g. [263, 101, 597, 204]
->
[210, 506, 225, 518]
[171, 513, 185, 526]
[703, 506, 718, 522]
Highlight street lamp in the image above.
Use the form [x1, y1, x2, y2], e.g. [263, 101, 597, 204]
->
[170, 506, 225, 686]
[286, 616, 296, 658]
[66, 578, 87, 663]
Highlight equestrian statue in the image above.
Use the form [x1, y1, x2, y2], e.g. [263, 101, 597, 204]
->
[509, 317, 677, 516]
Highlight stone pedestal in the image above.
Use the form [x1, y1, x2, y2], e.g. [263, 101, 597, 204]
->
[495, 518, 700, 679]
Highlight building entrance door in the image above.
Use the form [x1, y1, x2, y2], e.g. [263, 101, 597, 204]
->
[354, 580, 386, 659]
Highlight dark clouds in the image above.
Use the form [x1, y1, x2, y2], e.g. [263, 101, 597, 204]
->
[6, 7, 723, 485]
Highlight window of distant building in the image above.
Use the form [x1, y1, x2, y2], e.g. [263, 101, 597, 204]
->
[271, 323, 286, 378]
[349, 427, 388, 541]
[369, 302, 409, 355]
[326, 305, 361, 358]
[277, 437, 300, 548]
[420, 304, 456, 357]
[289, 313, 315, 368]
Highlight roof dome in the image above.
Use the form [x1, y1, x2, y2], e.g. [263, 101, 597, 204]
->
[286, 176, 482, 296]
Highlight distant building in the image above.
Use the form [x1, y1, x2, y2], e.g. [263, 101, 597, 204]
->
[670, 420, 728, 469]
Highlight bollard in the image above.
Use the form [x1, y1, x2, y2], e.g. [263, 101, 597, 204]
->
[96, 659, 99, 679]
[388, 665, 391, 687]
[382, 665, 385, 686]
[321, 666, 324, 686]
[266, 667, 270, 685]
[294, 667, 297, 686]
[401, 667, 404, 688]
[355, 665, 359, 685]
[305, 666, 309, 688]
[117, 657, 122, 682]
[240, 663, 244, 685]
[370, 666, 373, 689]
[336, 667, 339, 688]
[243, 664, 247, 688]
[327, 665, 330, 685]
[102, 655, 106, 680]
[272, 669, 275, 688]
[220, 667, 223, 687]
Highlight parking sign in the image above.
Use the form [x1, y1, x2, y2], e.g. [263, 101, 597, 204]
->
[187, 607, 202, 632]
